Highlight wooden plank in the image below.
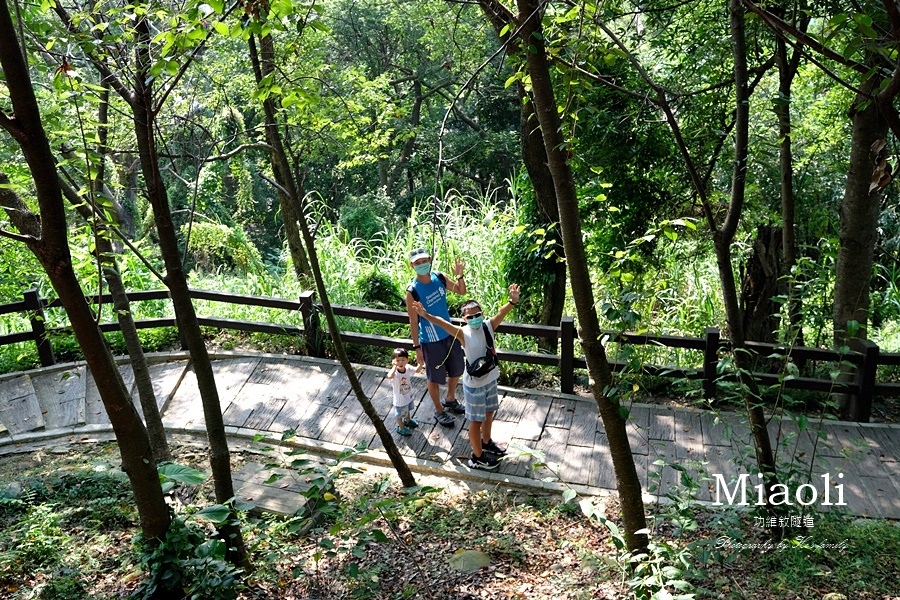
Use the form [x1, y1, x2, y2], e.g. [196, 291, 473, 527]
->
[497, 391, 530, 423]
[0, 391, 44, 434]
[163, 367, 206, 429]
[646, 439, 678, 497]
[146, 361, 188, 408]
[332, 370, 385, 447]
[699, 411, 734, 448]
[294, 404, 338, 441]
[859, 426, 900, 462]
[702, 444, 742, 503]
[673, 410, 703, 460]
[0, 374, 33, 400]
[647, 407, 675, 441]
[560, 443, 593, 485]
[84, 365, 136, 425]
[31, 366, 86, 429]
[510, 396, 552, 442]
[545, 397, 576, 429]
[316, 366, 357, 407]
[590, 432, 616, 489]
[813, 455, 880, 518]
[266, 363, 343, 437]
[568, 400, 599, 447]
[626, 405, 651, 456]
[212, 357, 261, 415]
[503, 438, 532, 478]
[223, 382, 272, 428]
[532, 425, 568, 482]
[244, 393, 288, 432]
[861, 476, 900, 519]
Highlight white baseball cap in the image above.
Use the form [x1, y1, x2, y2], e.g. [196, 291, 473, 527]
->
[409, 248, 431, 262]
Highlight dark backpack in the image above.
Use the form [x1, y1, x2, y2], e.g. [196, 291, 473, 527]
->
[405, 271, 447, 304]
[466, 324, 498, 377]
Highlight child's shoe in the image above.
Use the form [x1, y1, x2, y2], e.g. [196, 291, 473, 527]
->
[482, 439, 507, 456]
[404, 418, 419, 429]
[468, 452, 500, 470]
[395, 425, 412, 436]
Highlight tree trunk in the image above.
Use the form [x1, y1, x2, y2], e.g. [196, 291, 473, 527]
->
[833, 73, 888, 412]
[0, 7, 169, 540]
[774, 17, 806, 348]
[478, 0, 567, 352]
[516, 0, 647, 553]
[57, 178, 172, 462]
[248, 33, 312, 282]
[741, 225, 782, 344]
[247, 25, 416, 490]
[721, 0, 778, 498]
[132, 17, 249, 570]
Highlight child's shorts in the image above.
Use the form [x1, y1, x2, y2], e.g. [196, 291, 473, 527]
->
[462, 379, 499, 423]
[393, 400, 414, 419]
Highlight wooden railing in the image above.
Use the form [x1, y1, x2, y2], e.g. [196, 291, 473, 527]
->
[1, 287, 897, 422]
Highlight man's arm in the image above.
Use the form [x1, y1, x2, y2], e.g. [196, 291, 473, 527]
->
[406, 290, 421, 350]
[412, 300, 465, 341]
[489, 284, 521, 330]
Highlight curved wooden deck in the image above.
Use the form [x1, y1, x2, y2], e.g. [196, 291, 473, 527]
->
[1, 351, 898, 519]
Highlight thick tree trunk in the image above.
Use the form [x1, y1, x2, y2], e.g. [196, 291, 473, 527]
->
[516, 0, 647, 553]
[0, 7, 169, 540]
[132, 17, 248, 569]
[741, 225, 781, 344]
[833, 75, 887, 348]
[833, 73, 888, 413]
[248, 33, 312, 282]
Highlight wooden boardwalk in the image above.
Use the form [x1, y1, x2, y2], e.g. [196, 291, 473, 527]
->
[1, 352, 899, 519]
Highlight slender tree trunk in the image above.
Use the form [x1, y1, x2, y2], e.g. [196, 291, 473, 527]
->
[132, 17, 248, 569]
[58, 178, 172, 462]
[247, 33, 311, 281]
[247, 25, 416, 489]
[0, 7, 169, 540]
[722, 0, 778, 495]
[478, 0, 567, 351]
[89, 84, 171, 462]
[516, 0, 647, 553]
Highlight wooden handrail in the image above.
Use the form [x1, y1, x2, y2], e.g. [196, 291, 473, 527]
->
[0, 286, 892, 421]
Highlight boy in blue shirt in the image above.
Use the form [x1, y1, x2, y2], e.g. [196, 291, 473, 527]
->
[406, 248, 467, 427]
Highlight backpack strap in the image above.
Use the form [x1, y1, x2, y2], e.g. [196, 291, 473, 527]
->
[406, 272, 447, 304]
[481, 323, 496, 354]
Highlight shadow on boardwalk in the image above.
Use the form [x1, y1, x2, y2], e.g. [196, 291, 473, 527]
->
[1, 351, 899, 519]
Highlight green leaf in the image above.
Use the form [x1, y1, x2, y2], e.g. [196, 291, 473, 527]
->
[195, 504, 231, 524]
[562, 488, 577, 503]
[157, 462, 208, 485]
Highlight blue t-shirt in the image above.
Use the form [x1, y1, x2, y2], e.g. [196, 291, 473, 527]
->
[411, 272, 452, 343]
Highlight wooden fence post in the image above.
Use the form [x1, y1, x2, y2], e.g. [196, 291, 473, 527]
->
[560, 316, 575, 394]
[850, 340, 878, 423]
[24, 288, 55, 367]
[299, 291, 325, 358]
[703, 327, 719, 400]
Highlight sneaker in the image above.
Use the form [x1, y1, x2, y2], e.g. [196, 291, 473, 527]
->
[395, 425, 412, 436]
[468, 452, 500, 471]
[404, 418, 419, 429]
[482, 439, 507, 456]
[441, 399, 466, 414]
[435, 410, 456, 427]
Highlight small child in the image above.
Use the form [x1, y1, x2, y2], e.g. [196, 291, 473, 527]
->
[388, 348, 421, 436]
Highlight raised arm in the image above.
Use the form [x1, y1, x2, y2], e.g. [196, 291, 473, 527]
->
[411, 300, 466, 342]
[489, 284, 521, 331]
[406, 290, 421, 350]
[444, 257, 467, 296]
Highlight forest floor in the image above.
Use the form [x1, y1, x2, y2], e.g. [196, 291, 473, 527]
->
[1, 436, 899, 600]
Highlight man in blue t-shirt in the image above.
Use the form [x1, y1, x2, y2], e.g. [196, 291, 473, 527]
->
[406, 248, 466, 426]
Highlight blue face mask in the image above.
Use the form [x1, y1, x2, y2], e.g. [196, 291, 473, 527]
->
[413, 262, 431, 276]
[467, 316, 484, 329]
